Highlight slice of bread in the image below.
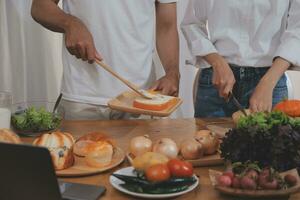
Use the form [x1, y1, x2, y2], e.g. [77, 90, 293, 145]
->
[133, 94, 176, 111]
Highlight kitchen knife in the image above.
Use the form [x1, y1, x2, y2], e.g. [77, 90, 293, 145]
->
[228, 92, 248, 116]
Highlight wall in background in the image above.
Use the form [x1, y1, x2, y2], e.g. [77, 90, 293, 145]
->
[0, 0, 63, 107]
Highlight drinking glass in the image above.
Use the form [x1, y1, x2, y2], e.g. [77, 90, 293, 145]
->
[0, 92, 12, 129]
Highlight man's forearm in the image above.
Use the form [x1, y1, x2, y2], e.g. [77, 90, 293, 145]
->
[31, 0, 73, 33]
[156, 3, 179, 77]
[156, 26, 179, 76]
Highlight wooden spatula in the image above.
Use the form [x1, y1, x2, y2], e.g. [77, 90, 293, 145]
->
[95, 59, 152, 99]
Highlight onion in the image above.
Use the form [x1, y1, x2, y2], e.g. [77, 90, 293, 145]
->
[130, 135, 152, 157]
[194, 130, 219, 155]
[153, 138, 178, 159]
[180, 138, 204, 160]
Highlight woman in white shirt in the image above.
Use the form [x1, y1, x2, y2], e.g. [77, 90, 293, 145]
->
[182, 0, 300, 117]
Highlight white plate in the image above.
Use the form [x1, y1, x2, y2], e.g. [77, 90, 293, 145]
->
[109, 166, 199, 199]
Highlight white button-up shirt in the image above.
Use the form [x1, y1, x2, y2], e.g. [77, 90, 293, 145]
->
[181, 0, 300, 68]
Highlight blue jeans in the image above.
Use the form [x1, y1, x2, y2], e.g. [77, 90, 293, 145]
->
[194, 65, 288, 118]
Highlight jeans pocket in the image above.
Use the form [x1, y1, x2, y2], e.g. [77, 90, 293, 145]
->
[198, 68, 213, 87]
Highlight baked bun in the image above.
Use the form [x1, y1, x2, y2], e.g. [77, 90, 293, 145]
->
[50, 146, 75, 170]
[74, 132, 114, 157]
[85, 143, 113, 168]
[33, 131, 75, 148]
[0, 129, 21, 144]
[33, 131, 75, 170]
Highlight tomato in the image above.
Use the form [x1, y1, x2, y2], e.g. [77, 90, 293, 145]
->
[167, 159, 194, 177]
[145, 163, 171, 182]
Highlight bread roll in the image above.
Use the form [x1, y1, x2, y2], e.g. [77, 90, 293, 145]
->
[74, 132, 114, 157]
[33, 131, 75, 149]
[50, 146, 75, 170]
[33, 131, 75, 170]
[76, 132, 114, 144]
[85, 143, 113, 168]
[0, 129, 21, 144]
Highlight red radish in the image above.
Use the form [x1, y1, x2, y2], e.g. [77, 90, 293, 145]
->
[246, 169, 259, 180]
[217, 175, 232, 187]
[240, 176, 257, 190]
[284, 174, 297, 186]
[258, 176, 278, 190]
[223, 171, 234, 180]
[260, 168, 270, 177]
[232, 177, 241, 188]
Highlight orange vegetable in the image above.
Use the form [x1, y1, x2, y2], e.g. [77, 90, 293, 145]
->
[273, 100, 300, 117]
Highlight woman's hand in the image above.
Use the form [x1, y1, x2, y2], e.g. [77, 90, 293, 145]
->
[204, 53, 236, 98]
[250, 57, 290, 112]
[250, 81, 274, 112]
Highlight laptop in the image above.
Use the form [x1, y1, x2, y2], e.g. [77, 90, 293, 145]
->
[0, 143, 106, 200]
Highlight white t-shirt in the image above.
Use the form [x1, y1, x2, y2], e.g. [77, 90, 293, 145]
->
[61, 0, 177, 105]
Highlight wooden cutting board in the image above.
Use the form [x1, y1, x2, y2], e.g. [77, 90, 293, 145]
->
[185, 153, 224, 167]
[108, 91, 182, 117]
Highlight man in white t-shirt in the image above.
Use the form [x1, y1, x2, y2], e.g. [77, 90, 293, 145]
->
[31, 0, 179, 120]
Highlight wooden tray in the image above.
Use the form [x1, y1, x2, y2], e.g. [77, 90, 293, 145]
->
[209, 169, 300, 198]
[108, 91, 183, 117]
[126, 152, 224, 167]
[56, 147, 125, 177]
[184, 153, 224, 167]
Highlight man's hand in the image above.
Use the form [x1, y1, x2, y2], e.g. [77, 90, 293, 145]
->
[204, 53, 236, 98]
[64, 16, 102, 63]
[151, 72, 180, 96]
[31, 0, 102, 63]
[249, 57, 290, 112]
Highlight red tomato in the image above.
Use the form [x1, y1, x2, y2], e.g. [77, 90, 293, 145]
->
[167, 159, 194, 177]
[145, 163, 171, 182]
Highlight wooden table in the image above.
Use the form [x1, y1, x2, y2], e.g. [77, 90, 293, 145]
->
[22, 118, 300, 200]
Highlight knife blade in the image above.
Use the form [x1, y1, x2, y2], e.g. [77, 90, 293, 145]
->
[52, 93, 63, 114]
[228, 92, 248, 116]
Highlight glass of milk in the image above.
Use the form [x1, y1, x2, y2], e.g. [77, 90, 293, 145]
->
[0, 92, 12, 129]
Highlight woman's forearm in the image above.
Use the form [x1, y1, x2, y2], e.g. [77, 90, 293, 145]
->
[260, 57, 291, 88]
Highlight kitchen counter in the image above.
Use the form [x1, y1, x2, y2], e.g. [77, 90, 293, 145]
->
[22, 118, 300, 200]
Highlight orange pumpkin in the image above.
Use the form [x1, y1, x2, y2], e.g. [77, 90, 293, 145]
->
[273, 100, 300, 117]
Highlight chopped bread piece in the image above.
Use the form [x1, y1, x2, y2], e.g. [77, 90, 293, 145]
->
[133, 94, 176, 111]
